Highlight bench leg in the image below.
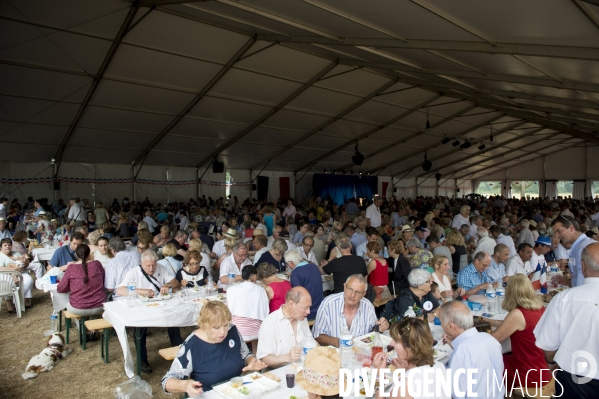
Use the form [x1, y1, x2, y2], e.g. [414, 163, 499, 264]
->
[101, 328, 110, 364]
[58, 310, 62, 332]
[65, 318, 70, 344]
[134, 327, 142, 377]
[80, 316, 88, 350]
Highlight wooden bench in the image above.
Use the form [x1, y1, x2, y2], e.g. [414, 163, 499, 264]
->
[84, 318, 113, 364]
[159, 346, 179, 361]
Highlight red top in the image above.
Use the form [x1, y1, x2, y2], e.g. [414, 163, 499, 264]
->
[368, 258, 389, 286]
[268, 280, 292, 313]
[504, 307, 551, 387]
[57, 260, 106, 309]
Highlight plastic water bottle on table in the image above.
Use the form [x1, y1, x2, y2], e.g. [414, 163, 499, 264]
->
[339, 328, 353, 369]
[486, 284, 497, 313]
[127, 280, 136, 307]
[495, 284, 505, 313]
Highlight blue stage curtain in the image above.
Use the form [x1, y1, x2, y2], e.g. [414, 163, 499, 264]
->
[312, 174, 378, 205]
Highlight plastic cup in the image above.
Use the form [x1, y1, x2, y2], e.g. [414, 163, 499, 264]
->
[249, 388, 262, 399]
[285, 366, 295, 388]
[230, 377, 243, 389]
[50, 275, 57, 284]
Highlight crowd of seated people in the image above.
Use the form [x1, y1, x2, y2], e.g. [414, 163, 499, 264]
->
[2, 193, 599, 397]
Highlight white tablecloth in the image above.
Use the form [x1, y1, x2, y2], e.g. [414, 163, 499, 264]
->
[35, 280, 70, 312]
[31, 246, 58, 262]
[103, 296, 204, 378]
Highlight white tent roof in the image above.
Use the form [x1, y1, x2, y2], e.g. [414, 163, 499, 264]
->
[1, 0, 598, 181]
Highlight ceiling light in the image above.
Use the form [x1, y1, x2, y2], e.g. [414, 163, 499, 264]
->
[422, 152, 432, 172]
[352, 143, 364, 165]
[478, 143, 486, 150]
[460, 140, 472, 149]
[452, 139, 460, 147]
[441, 136, 451, 144]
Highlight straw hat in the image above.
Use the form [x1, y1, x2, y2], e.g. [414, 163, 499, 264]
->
[401, 224, 413, 233]
[224, 228, 238, 238]
[296, 346, 342, 396]
[252, 228, 265, 237]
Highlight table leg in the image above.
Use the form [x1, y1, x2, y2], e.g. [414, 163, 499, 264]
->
[134, 327, 142, 377]
[58, 309, 62, 332]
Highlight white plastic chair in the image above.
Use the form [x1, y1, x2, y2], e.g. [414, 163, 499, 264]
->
[0, 270, 25, 318]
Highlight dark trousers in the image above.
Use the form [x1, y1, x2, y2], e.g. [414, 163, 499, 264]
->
[135, 327, 182, 362]
[555, 369, 599, 399]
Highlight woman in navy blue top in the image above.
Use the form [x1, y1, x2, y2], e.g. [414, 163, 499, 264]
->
[162, 301, 267, 397]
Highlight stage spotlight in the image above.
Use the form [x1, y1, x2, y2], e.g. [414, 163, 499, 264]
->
[452, 139, 460, 147]
[478, 143, 486, 150]
[352, 143, 364, 165]
[441, 136, 451, 144]
[460, 140, 472, 149]
[422, 152, 432, 172]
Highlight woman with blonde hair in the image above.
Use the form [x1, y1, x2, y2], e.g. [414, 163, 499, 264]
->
[445, 230, 467, 275]
[162, 301, 266, 396]
[214, 236, 237, 271]
[482, 274, 554, 396]
[372, 317, 450, 399]
[87, 230, 102, 253]
[430, 254, 465, 302]
[153, 225, 171, 248]
[159, 243, 183, 276]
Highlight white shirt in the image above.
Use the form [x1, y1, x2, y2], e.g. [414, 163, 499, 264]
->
[68, 202, 85, 221]
[0, 203, 6, 219]
[365, 204, 381, 228]
[468, 223, 478, 238]
[179, 216, 190, 231]
[158, 256, 183, 276]
[143, 216, 157, 233]
[404, 362, 451, 399]
[118, 263, 175, 295]
[219, 253, 252, 282]
[534, 277, 599, 379]
[529, 251, 546, 272]
[505, 254, 533, 276]
[267, 236, 275, 247]
[449, 328, 505, 398]
[227, 281, 269, 320]
[432, 272, 453, 301]
[285, 240, 297, 251]
[256, 306, 311, 360]
[452, 214, 470, 229]
[298, 246, 317, 264]
[312, 292, 378, 340]
[212, 239, 227, 258]
[474, 236, 496, 257]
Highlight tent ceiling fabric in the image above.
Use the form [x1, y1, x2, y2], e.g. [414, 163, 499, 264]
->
[2, 0, 599, 179]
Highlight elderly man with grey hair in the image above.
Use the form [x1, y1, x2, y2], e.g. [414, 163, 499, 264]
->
[515, 219, 535, 248]
[474, 227, 496, 257]
[116, 250, 181, 374]
[287, 248, 323, 320]
[219, 243, 252, 286]
[440, 301, 504, 399]
[312, 274, 389, 347]
[457, 251, 494, 296]
[104, 237, 141, 292]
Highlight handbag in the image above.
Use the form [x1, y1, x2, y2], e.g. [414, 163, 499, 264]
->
[68, 207, 81, 227]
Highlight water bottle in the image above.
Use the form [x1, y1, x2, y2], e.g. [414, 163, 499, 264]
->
[207, 276, 213, 294]
[496, 284, 505, 314]
[53, 234, 59, 248]
[383, 246, 389, 258]
[127, 280, 136, 307]
[301, 335, 317, 364]
[486, 285, 497, 313]
[339, 328, 353, 369]
[228, 272, 236, 287]
[49, 310, 58, 332]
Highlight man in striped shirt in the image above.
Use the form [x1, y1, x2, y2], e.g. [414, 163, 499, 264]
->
[312, 274, 389, 347]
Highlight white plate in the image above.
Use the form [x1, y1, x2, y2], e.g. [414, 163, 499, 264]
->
[353, 332, 392, 348]
[212, 383, 247, 399]
[243, 372, 279, 392]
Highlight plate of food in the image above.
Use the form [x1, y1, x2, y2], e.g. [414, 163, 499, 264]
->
[243, 372, 279, 391]
[205, 294, 226, 302]
[353, 332, 392, 348]
[138, 293, 172, 302]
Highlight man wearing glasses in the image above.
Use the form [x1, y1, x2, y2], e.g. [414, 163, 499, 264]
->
[457, 251, 494, 296]
[219, 244, 252, 286]
[298, 236, 317, 265]
[551, 215, 596, 287]
[312, 274, 389, 347]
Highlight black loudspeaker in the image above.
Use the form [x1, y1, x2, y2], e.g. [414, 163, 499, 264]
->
[212, 159, 224, 173]
[53, 181, 60, 190]
[251, 184, 257, 191]
[457, 188, 460, 193]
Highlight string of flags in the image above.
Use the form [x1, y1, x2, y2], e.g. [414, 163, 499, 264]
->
[0, 177, 251, 186]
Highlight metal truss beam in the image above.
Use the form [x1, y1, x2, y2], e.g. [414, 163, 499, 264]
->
[294, 94, 443, 173]
[52, 1, 141, 176]
[133, 36, 256, 169]
[195, 61, 339, 169]
[249, 79, 398, 170]
[415, 125, 542, 178]
[334, 104, 478, 172]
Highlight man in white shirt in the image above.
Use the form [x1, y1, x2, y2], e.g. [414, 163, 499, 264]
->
[256, 287, 312, 367]
[534, 242, 599, 397]
[365, 196, 382, 228]
[267, 225, 281, 247]
[490, 225, 517, 257]
[505, 243, 534, 278]
[440, 301, 504, 399]
[529, 235, 551, 273]
[219, 244, 252, 285]
[515, 219, 535, 247]
[281, 199, 296, 222]
[452, 205, 471, 230]
[0, 197, 7, 220]
[298, 236, 318, 265]
[142, 211, 158, 234]
[474, 227, 496, 257]
[67, 198, 85, 227]
[468, 215, 482, 238]
[212, 228, 236, 259]
[115, 250, 181, 373]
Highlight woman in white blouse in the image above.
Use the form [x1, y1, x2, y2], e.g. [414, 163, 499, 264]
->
[430, 254, 465, 302]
